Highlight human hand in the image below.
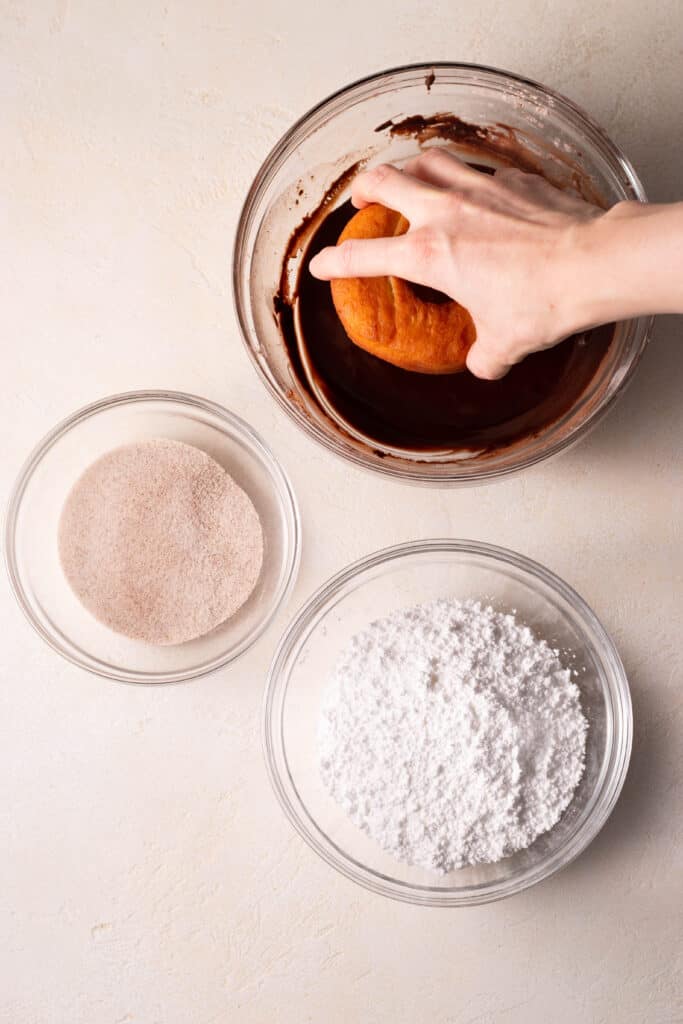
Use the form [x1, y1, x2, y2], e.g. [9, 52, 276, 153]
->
[309, 149, 606, 380]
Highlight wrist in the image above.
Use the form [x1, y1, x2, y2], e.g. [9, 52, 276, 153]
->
[558, 203, 644, 334]
[560, 200, 683, 333]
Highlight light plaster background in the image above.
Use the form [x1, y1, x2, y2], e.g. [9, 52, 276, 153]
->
[1, 2, 682, 1021]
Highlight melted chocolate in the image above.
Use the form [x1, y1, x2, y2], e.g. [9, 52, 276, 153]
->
[375, 113, 544, 175]
[374, 113, 599, 202]
[280, 198, 613, 453]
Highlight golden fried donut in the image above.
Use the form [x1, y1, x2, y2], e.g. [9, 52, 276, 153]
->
[330, 203, 476, 374]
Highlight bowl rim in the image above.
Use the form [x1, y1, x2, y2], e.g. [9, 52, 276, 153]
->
[263, 538, 632, 905]
[233, 60, 653, 486]
[4, 388, 301, 684]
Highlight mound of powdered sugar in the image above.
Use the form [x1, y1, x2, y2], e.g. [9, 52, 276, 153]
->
[59, 439, 263, 645]
[318, 598, 587, 872]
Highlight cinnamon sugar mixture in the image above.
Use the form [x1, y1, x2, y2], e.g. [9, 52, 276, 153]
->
[59, 439, 263, 645]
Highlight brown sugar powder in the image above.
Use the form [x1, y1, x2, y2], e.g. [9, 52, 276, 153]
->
[58, 439, 263, 645]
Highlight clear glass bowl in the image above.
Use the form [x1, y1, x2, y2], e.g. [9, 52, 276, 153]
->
[5, 390, 300, 684]
[234, 62, 652, 484]
[264, 540, 631, 905]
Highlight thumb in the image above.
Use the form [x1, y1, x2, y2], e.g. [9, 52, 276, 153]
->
[465, 339, 512, 381]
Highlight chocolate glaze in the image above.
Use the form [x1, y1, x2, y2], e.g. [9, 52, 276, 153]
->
[375, 112, 599, 202]
[280, 198, 612, 452]
[376, 112, 548, 177]
[274, 120, 613, 455]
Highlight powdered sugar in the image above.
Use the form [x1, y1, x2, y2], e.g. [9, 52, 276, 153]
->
[318, 598, 587, 872]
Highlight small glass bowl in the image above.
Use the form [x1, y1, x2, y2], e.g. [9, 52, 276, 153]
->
[234, 62, 652, 484]
[264, 539, 631, 905]
[5, 390, 300, 684]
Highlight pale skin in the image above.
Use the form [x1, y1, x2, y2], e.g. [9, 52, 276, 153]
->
[309, 149, 683, 380]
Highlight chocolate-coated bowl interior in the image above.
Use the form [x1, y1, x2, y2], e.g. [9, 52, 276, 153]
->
[234, 63, 650, 484]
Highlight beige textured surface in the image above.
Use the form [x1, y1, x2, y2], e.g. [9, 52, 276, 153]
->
[1, 2, 682, 1022]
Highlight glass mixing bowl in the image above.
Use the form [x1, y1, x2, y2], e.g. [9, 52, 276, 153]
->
[5, 391, 300, 683]
[234, 62, 651, 484]
[264, 540, 631, 905]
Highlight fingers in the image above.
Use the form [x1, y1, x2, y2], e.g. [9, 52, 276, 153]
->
[494, 166, 596, 216]
[465, 339, 513, 381]
[309, 234, 409, 281]
[404, 147, 487, 189]
[350, 163, 440, 218]
[494, 167, 552, 197]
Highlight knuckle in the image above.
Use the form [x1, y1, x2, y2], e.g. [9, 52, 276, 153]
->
[445, 191, 464, 216]
[495, 166, 523, 181]
[409, 228, 438, 266]
[521, 172, 545, 191]
[496, 166, 545, 191]
[338, 239, 357, 272]
[421, 146, 447, 167]
[497, 167, 534, 191]
[367, 163, 393, 188]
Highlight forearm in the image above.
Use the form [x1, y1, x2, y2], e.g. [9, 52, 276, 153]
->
[569, 201, 683, 330]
